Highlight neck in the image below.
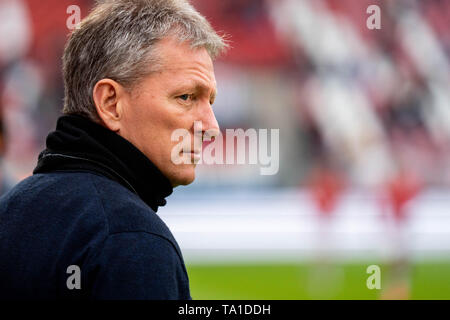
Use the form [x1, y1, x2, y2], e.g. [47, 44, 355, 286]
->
[34, 114, 173, 212]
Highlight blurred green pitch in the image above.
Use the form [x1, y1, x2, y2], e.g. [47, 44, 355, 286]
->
[187, 261, 450, 300]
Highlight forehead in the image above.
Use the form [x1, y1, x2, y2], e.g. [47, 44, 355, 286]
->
[155, 36, 217, 89]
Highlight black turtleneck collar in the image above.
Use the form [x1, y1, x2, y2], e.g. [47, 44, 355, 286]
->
[33, 114, 173, 212]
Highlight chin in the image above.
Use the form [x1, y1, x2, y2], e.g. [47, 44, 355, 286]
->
[168, 165, 196, 187]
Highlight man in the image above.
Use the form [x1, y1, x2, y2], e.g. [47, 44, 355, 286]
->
[0, 0, 226, 299]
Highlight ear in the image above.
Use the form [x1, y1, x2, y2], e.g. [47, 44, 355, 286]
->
[92, 79, 127, 132]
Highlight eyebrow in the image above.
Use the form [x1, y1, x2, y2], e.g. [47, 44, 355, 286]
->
[181, 80, 217, 101]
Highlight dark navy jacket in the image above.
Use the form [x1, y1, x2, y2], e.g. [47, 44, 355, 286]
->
[0, 115, 191, 299]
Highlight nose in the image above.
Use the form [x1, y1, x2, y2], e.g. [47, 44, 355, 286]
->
[199, 102, 220, 141]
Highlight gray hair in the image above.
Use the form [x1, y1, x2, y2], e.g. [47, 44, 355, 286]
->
[62, 0, 227, 121]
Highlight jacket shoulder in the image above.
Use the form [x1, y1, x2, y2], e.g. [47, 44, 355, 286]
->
[1, 171, 177, 246]
[85, 173, 183, 258]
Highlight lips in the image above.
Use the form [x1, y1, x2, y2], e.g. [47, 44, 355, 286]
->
[179, 149, 201, 164]
[181, 148, 201, 155]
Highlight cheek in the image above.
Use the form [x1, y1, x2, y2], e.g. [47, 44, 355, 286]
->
[125, 94, 195, 158]
[120, 96, 162, 154]
[126, 96, 165, 133]
[159, 105, 195, 144]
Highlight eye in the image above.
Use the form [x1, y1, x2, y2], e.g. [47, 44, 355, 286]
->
[178, 94, 191, 101]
